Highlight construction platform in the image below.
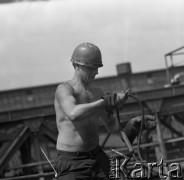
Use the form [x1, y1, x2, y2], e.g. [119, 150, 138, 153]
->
[0, 78, 184, 179]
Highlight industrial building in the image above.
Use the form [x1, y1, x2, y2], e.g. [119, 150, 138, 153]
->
[1, 48, 184, 179]
[0, 1, 184, 178]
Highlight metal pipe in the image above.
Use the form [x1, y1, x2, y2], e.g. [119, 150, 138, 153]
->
[0, 172, 55, 180]
[4, 157, 184, 180]
[165, 55, 170, 83]
[165, 46, 184, 56]
[32, 135, 44, 180]
[5, 135, 184, 171]
[6, 160, 54, 170]
[101, 132, 111, 148]
[0, 126, 30, 171]
[106, 136, 184, 154]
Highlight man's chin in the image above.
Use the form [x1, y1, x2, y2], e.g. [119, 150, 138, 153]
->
[86, 77, 95, 82]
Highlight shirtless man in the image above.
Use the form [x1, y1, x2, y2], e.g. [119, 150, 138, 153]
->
[54, 43, 156, 179]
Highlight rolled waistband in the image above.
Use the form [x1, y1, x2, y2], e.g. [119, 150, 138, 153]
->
[57, 145, 102, 156]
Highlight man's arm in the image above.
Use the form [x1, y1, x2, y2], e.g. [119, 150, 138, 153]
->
[55, 84, 105, 121]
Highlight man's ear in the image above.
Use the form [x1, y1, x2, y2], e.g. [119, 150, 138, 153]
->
[74, 64, 80, 72]
[76, 66, 79, 71]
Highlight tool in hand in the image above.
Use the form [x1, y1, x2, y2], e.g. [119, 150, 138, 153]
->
[124, 88, 131, 94]
[40, 147, 58, 178]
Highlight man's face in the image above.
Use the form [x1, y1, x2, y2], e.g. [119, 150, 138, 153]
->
[79, 65, 99, 82]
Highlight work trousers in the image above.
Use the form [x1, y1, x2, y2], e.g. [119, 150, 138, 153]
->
[55, 145, 111, 180]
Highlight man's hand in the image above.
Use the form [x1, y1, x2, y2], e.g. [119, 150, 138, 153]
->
[120, 115, 156, 144]
[102, 92, 128, 116]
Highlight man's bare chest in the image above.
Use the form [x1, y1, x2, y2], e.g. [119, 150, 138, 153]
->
[75, 89, 99, 104]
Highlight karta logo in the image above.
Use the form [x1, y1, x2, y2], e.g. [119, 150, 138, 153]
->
[109, 157, 183, 179]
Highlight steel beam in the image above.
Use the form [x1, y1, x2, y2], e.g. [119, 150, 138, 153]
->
[41, 123, 57, 144]
[155, 114, 168, 159]
[106, 136, 184, 156]
[1, 85, 184, 125]
[0, 172, 54, 180]
[101, 132, 111, 148]
[32, 134, 44, 180]
[0, 126, 30, 173]
[165, 46, 184, 57]
[161, 116, 183, 137]
[174, 114, 184, 126]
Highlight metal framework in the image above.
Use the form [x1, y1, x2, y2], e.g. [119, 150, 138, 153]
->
[165, 45, 184, 83]
[0, 85, 184, 179]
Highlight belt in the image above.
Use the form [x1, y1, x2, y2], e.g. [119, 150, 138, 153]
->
[57, 145, 101, 157]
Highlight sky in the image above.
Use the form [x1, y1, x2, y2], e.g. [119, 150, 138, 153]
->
[0, 0, 184, 91]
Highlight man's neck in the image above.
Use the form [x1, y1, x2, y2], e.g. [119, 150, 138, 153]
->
[71, 75, 91, 90]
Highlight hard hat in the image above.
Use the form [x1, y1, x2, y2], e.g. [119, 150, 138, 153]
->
[71, 43, 103, 68]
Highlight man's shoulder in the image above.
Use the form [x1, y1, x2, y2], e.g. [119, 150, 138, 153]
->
[56, 81, 74, 95]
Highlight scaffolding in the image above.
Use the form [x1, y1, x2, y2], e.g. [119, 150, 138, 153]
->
[0, 84, 184, 179]
[165, 45, 184, 83]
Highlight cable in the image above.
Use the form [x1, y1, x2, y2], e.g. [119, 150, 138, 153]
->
[127, 93, 145, 163]
[115, 94, 170, 179]
[115, 93, 145, 162]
